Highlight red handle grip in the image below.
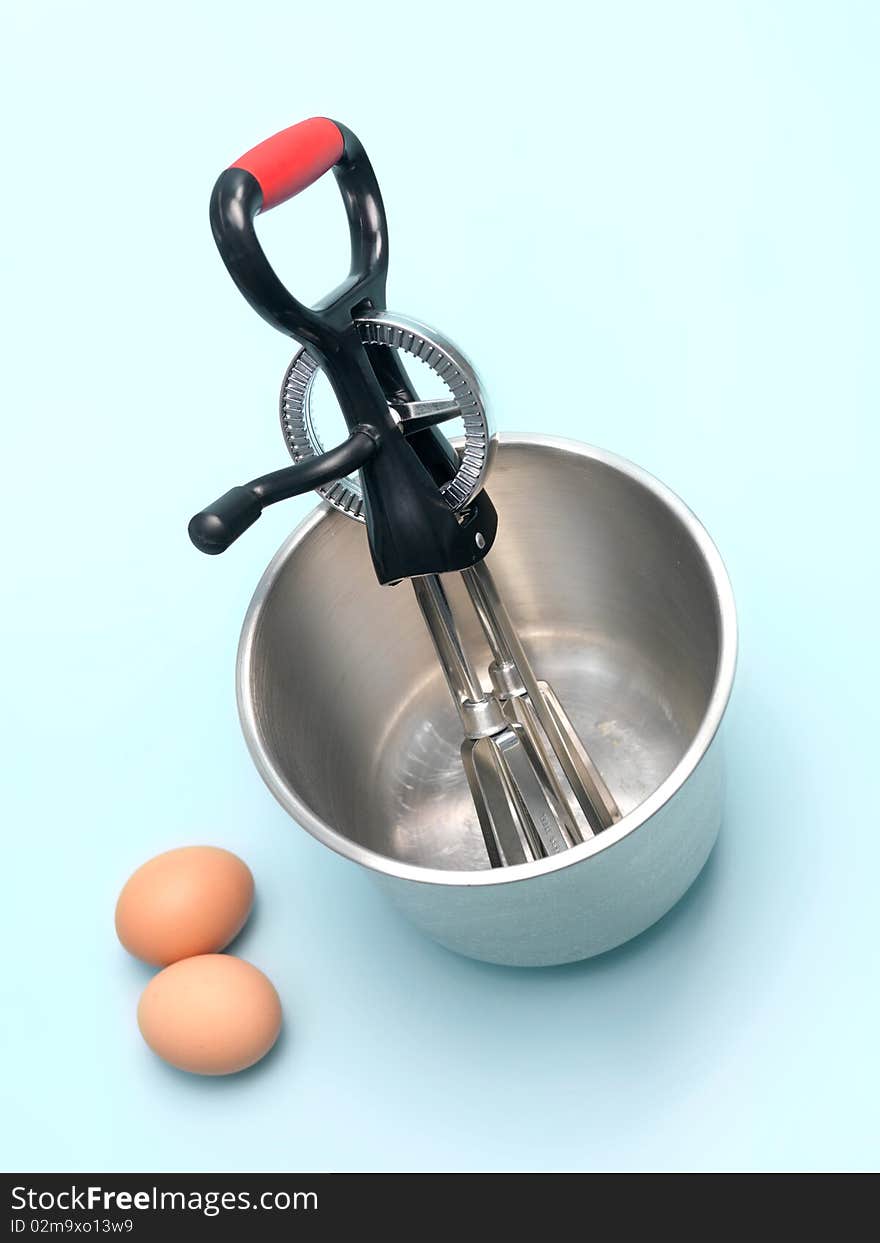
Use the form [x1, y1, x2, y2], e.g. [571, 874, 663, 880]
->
[230, 117, 345, 214]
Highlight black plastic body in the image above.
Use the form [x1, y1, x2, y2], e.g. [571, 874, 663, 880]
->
[198, 121, 497, 583]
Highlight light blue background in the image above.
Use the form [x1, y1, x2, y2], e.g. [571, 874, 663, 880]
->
[2, 1, 877, 1173]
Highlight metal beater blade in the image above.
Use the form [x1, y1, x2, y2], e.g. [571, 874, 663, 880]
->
[461, 562, 621, 837]
[411, 575, 575, 866]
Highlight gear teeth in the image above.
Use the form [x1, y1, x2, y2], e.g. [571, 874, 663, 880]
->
[279, 313, 491, 523]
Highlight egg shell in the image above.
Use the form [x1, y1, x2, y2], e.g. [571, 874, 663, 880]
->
[137, 954, 282, 1075]
[115, 846, 254, 966]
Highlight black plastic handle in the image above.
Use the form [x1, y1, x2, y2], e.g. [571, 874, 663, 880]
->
[196, 121, 498, 583]
[210, 121, 388, 352]
[188, 427, 379, 554]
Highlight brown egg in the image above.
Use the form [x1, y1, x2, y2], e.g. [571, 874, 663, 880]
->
[115, 846, 254, 966]
[137, 955, 282, 1075]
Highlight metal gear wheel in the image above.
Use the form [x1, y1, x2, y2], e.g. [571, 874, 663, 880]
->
[280, 311, 493, 522]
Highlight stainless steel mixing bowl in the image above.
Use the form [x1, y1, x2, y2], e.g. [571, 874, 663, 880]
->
[238, 435, 737, 966]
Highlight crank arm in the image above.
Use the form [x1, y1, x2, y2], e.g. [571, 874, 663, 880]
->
[188, 426, 378, 554]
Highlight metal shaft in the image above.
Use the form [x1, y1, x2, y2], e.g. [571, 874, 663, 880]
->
[411, 574, 571, 864]
[461, 560, 621, 833]
[410, 575, 506, 740]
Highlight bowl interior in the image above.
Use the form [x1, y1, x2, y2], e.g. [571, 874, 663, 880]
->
[242, 439, 726, 873]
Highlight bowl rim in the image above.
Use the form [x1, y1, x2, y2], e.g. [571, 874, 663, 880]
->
[236, 433, 738, 888]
